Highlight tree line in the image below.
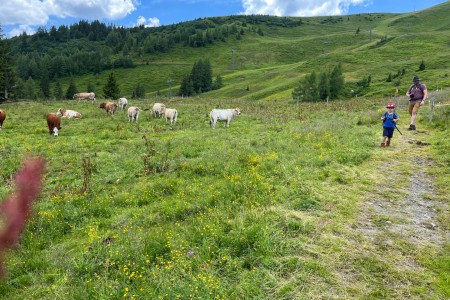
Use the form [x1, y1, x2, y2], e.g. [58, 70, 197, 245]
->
[292, 64, 345, 101]
[0, 15, 305, 100]
[5, 15, 300, 83]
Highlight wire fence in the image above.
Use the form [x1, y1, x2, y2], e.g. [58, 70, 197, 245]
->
[391, 89, 449, 123]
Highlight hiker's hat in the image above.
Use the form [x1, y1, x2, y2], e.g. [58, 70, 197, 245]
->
[386, 102, 396, 108]
[413, 76, 420, 82]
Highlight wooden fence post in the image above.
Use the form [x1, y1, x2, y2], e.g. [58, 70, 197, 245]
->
[429, 96, 435, 123]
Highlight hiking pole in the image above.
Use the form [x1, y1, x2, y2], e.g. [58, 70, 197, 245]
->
[395, 124, 403, 135]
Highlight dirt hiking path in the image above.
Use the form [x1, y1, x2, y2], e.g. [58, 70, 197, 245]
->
[351, 126, 449, 299]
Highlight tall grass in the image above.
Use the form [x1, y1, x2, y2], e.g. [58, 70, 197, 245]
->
[0, 94, 448, 299]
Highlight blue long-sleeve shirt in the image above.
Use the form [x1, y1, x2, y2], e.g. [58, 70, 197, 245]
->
[382, 112, 398, 128]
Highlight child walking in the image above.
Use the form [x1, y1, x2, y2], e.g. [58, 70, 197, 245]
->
[381, 102, 399, 147]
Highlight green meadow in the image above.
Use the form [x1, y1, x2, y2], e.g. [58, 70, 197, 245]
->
[1, 2, 450, 299]
[0, 93, 448, 299]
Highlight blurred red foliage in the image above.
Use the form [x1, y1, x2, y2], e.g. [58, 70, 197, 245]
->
[0, 157, 46, 278]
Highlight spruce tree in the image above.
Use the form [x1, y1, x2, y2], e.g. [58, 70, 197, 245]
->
[25, 77, 35, 100]
[319, 72, 330, 101]
[103, 72, 120, 99]
[418, 60, 425, 71]
[213, 75, 223, 90]
[40, 69, 50, 98]
[178, 74, 194, 97]
[87, 82, 95, 93]
[53, 80, 63, 100]
[329, 63, 344, 99]
[66, 78, 77, 99]
[305, 71, 319, 101]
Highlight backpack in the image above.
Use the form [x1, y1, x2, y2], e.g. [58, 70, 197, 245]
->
[408, 83, 424, 100]
[409, 83, 424, 92]
[383, 112, 398, 124]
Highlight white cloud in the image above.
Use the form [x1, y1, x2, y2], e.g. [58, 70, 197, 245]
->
[1, 0, 137, 36]
[1, 0, 137, 25]
[8, 25, 36, 37]
[241, 0, 369, 17]
[136, 16, 161, 27]
[1, 0, 50, 26]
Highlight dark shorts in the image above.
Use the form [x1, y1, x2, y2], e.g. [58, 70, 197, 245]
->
[383, 127, 395, 138]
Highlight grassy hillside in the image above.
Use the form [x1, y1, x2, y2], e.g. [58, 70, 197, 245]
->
[0, 3, 449, 299]
[47, 2, 450, 101]
[0, 91, 449, 298]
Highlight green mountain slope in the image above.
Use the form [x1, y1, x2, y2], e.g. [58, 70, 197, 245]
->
[5, 2, 450, 100]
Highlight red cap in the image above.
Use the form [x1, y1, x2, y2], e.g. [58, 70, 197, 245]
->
[386, 102, 396, 108]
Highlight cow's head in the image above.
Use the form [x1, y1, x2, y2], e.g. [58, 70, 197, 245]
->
[56, 108, 64, 116]
[52, 127, 59, 136]
[235, 108, 241, 115]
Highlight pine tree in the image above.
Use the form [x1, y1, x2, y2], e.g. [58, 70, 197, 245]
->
[0, 26, 15, 99]
[191, 60, 212, 93]
[329, 64, 344, 99]
[103, 72, 120, 99]
[25, 77, 35, 100]
[40, 69, 50, 98]
[132, 83, 145, 98]
[87, 82, 95, 93]
[66, 78, 77, 99]
[178, 74, 194, 97]
[305, 71, 319, 101]
[213, 75, 223, 90]
[418, 60, 425, 71]
[319, 72, 330, 101]
[386, 73, 392, 82]
[53, 80, 63, 100]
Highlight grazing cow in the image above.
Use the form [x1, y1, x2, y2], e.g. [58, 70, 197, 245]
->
[209, 108, 241, 129]
[118, 97, 128, 110]
[0, 109, 5, 130]
[99, 102, 117, 115]
[73, 92, 96, 103]
[46, 113, 61, 136]
[127, 106, 141, 123]
[164, 108, 178, 126]
[151, 103, 166, 118]
[57, 108, 82, 119]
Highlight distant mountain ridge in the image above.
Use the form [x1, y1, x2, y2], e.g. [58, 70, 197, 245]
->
[2, 1, 449, 100]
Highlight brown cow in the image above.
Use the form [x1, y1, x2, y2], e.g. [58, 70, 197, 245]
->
[46, 113, 61, 136]
[0, 109, 5, 130]
[99, 102, 117, 115]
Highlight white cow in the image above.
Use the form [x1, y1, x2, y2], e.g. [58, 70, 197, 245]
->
[164, 108, 178, 126]
[151, 103, 166, 118]
[127, 106, 141, 123]
[73, 92, 96, 103]
[118, 98, 128, 110]
[209, 108, 241, 129]
[57, 108, 82, 119]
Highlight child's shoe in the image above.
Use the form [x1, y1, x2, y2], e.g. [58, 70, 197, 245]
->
[380, 143, 385, 147]
[407, 124, 416, 130]
[386, 140, 390, 146]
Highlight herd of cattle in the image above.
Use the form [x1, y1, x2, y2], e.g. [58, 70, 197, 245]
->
[0, 94, 241, 136]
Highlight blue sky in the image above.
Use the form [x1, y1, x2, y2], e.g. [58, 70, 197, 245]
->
[0, 0, 447, 38]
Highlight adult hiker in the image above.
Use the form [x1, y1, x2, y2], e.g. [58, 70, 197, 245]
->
[405, 76, 428, 130]
[380, 102, 399, 147]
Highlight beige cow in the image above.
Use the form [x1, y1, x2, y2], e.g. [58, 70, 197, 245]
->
[164, 108, 178, 126]
[151, 103, 166, 118]
[73, 92, 96, 103]
[57, 108, 82, 119]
